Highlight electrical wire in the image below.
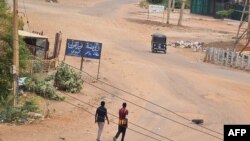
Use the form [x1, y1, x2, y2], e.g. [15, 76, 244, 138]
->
[60, 91, 174, 141]
[2, 0, 232, 138]
[93, 75, 224, 136]
[63, 62, 224, 137]
[64, 100, 164, 141]
[83, 81, 223, 140]
[2, 59, 223, 140]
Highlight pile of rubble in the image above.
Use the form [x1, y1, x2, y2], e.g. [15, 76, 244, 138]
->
[46, 0, 58, 3]
[169, 40, 205, 51]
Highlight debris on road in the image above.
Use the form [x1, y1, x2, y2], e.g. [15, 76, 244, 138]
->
[169, 40, 205, 52]
[59, 137, 66, 140]
[46, 0, 58, 3]
[192, 119, 204, 125]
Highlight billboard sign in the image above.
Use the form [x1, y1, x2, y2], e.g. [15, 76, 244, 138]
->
[149, 5, 165, 13]
[83, 42, 102, 59]
[65, 39, 85, 57]
[64, 39, 103, 79]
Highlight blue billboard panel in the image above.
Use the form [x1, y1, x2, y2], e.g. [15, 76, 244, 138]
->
[83, 42, 102, 59]
[65, 39, 85, 57]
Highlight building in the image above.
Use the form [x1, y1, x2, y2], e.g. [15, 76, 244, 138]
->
[190, 0, 246, 20]
[18, 30, 49, 59]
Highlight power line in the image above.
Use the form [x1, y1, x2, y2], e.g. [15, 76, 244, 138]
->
[64, 100, 163, 141]
[83, 81, 223, 140]
[63, 62, 223, 137]
[94, 75, 223, 136]
[60, 91, 175, 141]
[11, 60, 222, 140]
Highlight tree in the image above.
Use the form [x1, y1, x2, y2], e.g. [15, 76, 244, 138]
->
[0, 0, 30, 99]
[147, 0, 164, 3]
[167, 0, 172, 24]
[178, 0, 186, 26]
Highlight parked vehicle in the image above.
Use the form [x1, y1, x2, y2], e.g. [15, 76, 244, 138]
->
[151, 33, 167, 54]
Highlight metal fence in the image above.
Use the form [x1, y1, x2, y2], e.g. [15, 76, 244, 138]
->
[204, 48, 250, 71]
[25, 58, 59, 75]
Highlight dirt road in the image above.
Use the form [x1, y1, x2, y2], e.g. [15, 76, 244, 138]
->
[1, 0, 250, 141]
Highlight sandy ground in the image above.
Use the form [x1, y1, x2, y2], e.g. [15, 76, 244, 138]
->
[1, 0, 250, 141]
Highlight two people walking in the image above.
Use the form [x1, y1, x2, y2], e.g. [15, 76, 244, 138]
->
[95, 101, 128, 141]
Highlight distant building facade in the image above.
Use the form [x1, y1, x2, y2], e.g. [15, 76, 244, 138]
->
[190, 0, 247, 20]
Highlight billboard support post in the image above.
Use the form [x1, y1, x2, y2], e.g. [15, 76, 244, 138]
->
[97, 59, 101, 80]
[148, 5, 165, 23]
[80, 57, 84, 71]
[65, 39, 102, 79]
[97, 48, 102, 80]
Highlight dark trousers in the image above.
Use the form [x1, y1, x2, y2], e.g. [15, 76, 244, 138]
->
[115, 125, 127, 141]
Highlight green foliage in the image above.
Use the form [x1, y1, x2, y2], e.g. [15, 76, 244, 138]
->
[0, 97, 38, 124]
[44, 73, 55, 81]
[140, 0, 149, 8]
[54, 62, 83, 93]
[19, 38, 31, 74]
[216, 9, 234, 19]
[170, 0, 191, 9]
[24, 78, 37, 91]
[147, 0, 163, 4]
[0, 0, 31, 99]
[185, 0, 191, 9]
[174, 0, 182, 8]
[25, 78, 65, 101]
[22, 99, 39, 113]
[145, 0, 191, 8]
[147, 0, 167, 7]
[0, 0, 13, 99]
[33, 60, 43, 73]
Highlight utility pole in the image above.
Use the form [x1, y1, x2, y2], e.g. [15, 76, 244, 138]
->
[13, 0, 19, 107]
[235, 0, 250, 54]
[234, 0, 248, 49]
[172, 0, 175, 12]
[242, 0, 250, 54]
[178, 0, 186, 26]
[248, 0, 250, 41]
[166, 0, 172, 24]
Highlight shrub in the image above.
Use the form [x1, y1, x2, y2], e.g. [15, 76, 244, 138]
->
[145, 0, 191, 8]
[0, 97, 38, 124]
[33, 60, 43, 73]
[216, 9, 234, 19]
[54, 62, 83, 93]
[168, 0, 191, 9]
[22, 99, 39, 113]
[0, 0, 31, 99]
[140, 0, 149, 8]
[147, 0, 167, 7]
[25, 78, 65, 101]
[147, 0, 163, 4]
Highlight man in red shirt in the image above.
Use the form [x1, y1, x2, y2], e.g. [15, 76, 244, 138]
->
[113, 102, 128, 141]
